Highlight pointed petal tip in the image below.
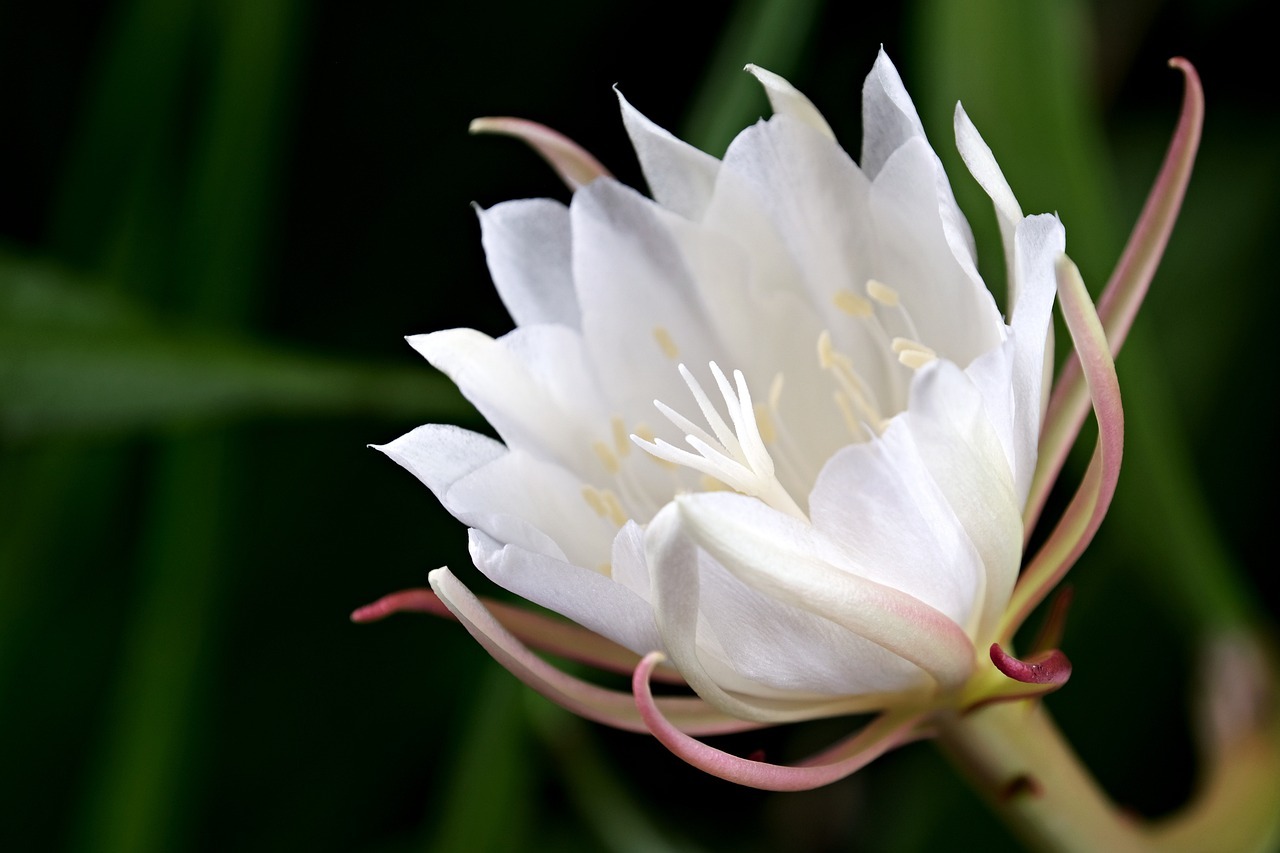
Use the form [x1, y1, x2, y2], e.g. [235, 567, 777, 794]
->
[350, 587, 447, 624]
[467, 116, 612, 191]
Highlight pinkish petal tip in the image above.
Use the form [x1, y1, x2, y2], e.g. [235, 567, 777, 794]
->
[990, 643, 1073, 687]
[350, 588, 449, 623]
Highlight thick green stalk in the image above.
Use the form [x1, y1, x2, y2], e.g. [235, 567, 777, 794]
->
[936, 702, 1148, 852]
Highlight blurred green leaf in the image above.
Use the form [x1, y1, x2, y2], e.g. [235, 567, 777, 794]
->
[424, 669, 536, 853]
[0, 254, 468, 439]
[681, 0, 825, 155]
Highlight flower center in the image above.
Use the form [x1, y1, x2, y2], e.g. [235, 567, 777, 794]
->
[631, 363, 809, 521]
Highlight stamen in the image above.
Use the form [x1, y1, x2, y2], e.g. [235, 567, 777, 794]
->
[653, 326, 679, 359]
[581, 484, 627, 526]
[866, 278, 900, 307]
[753, 403, 777, 444]
[592, 441, 620, 473]
[817, 331, 887, 434]
[611, 416, 631, 457]
[833, 288, 875, 317]
[632, 363, 807, 520]
[891, 337, 936, 369]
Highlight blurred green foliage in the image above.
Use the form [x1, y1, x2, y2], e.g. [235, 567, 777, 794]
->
[1, 1, 1275, 851]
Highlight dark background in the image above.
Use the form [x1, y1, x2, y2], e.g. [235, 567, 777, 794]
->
[1, 1, 1276, 850]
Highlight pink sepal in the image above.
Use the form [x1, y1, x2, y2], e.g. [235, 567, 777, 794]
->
[632, 652, 927, 791]
[1001, 257, 1123, 641]
[469, 117, 612, 191]
[427, 569, 761, 737]
[1025, 59, 1203, 537]
[352, 585, 684, 684]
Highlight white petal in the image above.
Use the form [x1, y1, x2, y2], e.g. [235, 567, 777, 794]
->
[869, 137, 1002, 366]
[617, 89, 721, 221]
[808, 416, 984, 632]
[408, 325, 606, 475]
[643, 503, 907, 721]
[954, 104, 1023, 304]
[373, 423, 504, 501]
[904, 359, 1023, 642]
[571, 178, 725, 418]
[675, 491, 976, 690]
[478, 199, 579, 329]
[745, 65, 835, 140]
[862, 50, 979, 299]
[860, 48, 927, 179]
[447, 449, 618, 569]
[469, 530, 663, 657]
[1006, 213, 1065, 503]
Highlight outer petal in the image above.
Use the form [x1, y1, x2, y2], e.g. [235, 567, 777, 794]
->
[809, 419, 985, 633]
[745, 64, 836, 140]
[868, 137, 1002, 368]
[954, 104, 1023, 304]
[478, 199, 579, 329]
[469, 530, 663, 658]
[643, 503, 922, 723]
[617, 89, 721, 221]
[674, 492, 977, 691]
[861, 49, 977, 279]
[1005, 213, 1065, 503]
[571, 178, 726, 419]
[373, 423, 505, 500]
[408, 325, 606, 475]
[903, 359, 1022, 642]
[428, 568, 758, 736]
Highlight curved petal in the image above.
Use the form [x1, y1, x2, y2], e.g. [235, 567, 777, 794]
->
[633, 652, 928, 791]
[674, 491, 977, 691]
[1005, 213, 1065, 504]
[954, 103, 1023, 305]
[372, 423, 505, 501]
[811, 404, 987, 628]
[902, 359, 1023, 643]
[408, 325, 606, 473]
[868, 137, 1001, 367]
[429, 568, 760, 736]
[478, 199, 579, 329]
[1000, 256, 1124, 641]
[644, 504, 911, 723]
[470, 117, 611, 191]
[469, 530, 663, 657]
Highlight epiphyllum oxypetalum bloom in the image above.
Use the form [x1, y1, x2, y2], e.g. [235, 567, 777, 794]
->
[357, 51, 1202, 791]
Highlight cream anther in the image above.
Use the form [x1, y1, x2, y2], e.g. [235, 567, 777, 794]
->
[866, 279, 900, 307]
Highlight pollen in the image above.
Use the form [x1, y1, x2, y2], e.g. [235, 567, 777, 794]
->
[753, 403, 777, 444]
[833, 288, 875, 317]
[592, 441, 620, 473]
[611, 416, 631, 457]
[652, 326, 679, 359]
[891, 337, 936, 369]
[866, 278, 900, 307]
[581, 484, 627, 526]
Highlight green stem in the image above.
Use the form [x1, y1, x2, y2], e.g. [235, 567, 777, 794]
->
[935, 701, 1148, 852]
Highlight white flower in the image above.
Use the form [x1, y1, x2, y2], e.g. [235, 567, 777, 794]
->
[359, 47, 1200, 788]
